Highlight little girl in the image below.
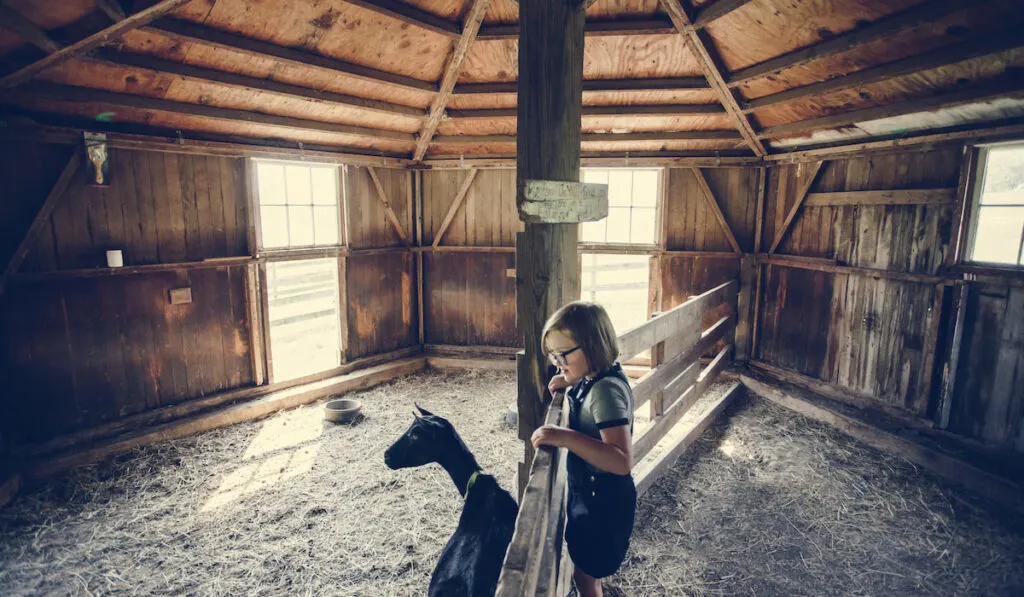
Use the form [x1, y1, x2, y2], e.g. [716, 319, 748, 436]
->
[531, 301, 636, 597]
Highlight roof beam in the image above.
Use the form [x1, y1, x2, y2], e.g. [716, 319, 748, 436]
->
[341, 0, 461, 39]
[10, 82, 416, 141]
[692, 0, 755, 29]
[446, 103, 726, 118]
[743, 30, 1024, 112]
[726, 0, 986, 87]
[413, 0, 491, 161]
[454, 76, 710, 95]
[90, 49, 425, 118]
[432, 130, 743, 143]
[0, 0, 192, 91]
[477, 18, 676, 40]
[660, 0, 767, 156]
[759, 73, 1024, 138]
[0, 5, 62, 53]
[147, 18, 438, 94]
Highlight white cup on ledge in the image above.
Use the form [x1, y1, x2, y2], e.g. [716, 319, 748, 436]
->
[106, 250, 124, 268]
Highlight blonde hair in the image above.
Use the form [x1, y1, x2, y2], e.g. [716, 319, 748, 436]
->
[541, 301, 620, 374]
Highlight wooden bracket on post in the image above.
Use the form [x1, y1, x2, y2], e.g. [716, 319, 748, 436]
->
[517, 179, 609, 223]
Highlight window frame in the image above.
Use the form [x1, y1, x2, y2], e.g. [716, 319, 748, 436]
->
[579, 167, 663, 248]
[251, 158, 347, 254]
[963, 142, 1024, 270]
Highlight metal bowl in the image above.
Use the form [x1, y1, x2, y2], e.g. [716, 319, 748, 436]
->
[324, 398, 362, 423]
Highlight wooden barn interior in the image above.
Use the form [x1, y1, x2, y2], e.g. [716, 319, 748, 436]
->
[1, 0, 1023, 593]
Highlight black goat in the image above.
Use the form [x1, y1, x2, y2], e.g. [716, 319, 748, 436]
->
[384, 404, 518, 597]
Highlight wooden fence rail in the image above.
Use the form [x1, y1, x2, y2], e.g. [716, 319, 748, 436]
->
[496, 279, 739, 596]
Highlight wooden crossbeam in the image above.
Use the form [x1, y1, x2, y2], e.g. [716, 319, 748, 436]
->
[342, 0, 461, 38]
[147, 18, 438, 94]
[477, 18, 677, 40]
[432, 168, 478, 247]
[1, 148, 81, 293]
[691, 168, 741, 253]
[769, 161, 824, 254]
[413, 0, 491, 161]
[453, 77, 710, 94]
[0, 5, 62, 53]
[432, 130, 742, 144]
[95, 0, 127, 22]
[447, 103, 726, 118]
[743, 30, 1024, 112]
[91, 49, 424, 118]
[803, 188, 956, 207]
[727, 0, 985, 87]
[0, 0, 191, 90]
[11, 82, 415, 142]
[760, 74, 1024, 138]
[692, 0, 754, 28]
[659, 0, 767, 156]
[366, 167, 410, 244]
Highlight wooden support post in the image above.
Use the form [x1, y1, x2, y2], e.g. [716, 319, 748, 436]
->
[938, 284, 969, 429]
[735, 254, 756, 362]
[513, 0, 585, 502]
[649, 312, 665, 419]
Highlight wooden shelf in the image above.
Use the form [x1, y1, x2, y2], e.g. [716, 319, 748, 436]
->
[13, 257, 254, 283]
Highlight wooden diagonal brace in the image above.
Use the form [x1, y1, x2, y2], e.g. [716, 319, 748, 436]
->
[691, 168, 741, 254]
[433, 168, 478, 247]
[769, 161, 824, 254]
[366, 166, 410, 244]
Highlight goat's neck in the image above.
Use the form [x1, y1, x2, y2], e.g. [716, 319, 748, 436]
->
[436, 439, 481, 498]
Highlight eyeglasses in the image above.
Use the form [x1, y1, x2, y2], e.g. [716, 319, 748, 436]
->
[548, 345, 582, 367]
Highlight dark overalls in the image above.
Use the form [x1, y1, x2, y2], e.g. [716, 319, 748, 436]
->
[564, 363, 638, 579]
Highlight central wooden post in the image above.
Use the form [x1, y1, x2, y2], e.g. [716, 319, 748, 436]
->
[515, 0, 586, 499]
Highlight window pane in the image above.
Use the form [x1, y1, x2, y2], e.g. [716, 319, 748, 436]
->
[314, 206, 339, 245]
[982, 145, 1024, 199]
[256, 163, 286, 205]
[285, 165, 312, 205]
[971, 206, 1024, 265]
[288, 206, 315, 246]
[266, 258, 341, 382]
[582, 169, 608, 185]
[311, 167, 338, 205]
[608, 170, 633, 207]
[582, 219, 606, 243]
[632, 170, 659, 208]
[630, 207, 656, 244]
[606, 207, 631, 243]
[261, 206, 289, 248]
[580, 253, 650, 335]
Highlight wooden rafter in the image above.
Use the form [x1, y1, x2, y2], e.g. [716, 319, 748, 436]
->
[692, 0, 754, 29]
[413, 0, 491, 161]
[432, 168, 478, 247]
[91, 49, 424, 118]
[454, 77, 709, 94]
[1, 148, 81, 293]
[660, 0, 767, 157]
[726, 0, 986, 87]
[447, 104, 726, 118]
[0, 0, 192, 90]
[147, 19, 437, 94]
[477, 18, 676, 40]
[743, 30, 1024, 112]
[769, 161, 824, 254]
[691, 168, 741, 253]
[366, 167, 410, 244]
[0, 5, 63, 54]
[432, 130, 742, 143]
[760, 74, 1024, 139]
[342, 0, 461, 38]
[11, 82, 415, 141]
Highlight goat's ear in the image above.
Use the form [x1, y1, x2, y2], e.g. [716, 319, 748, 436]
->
[412, 410, 421, 420]
[415, 403, 435, 417]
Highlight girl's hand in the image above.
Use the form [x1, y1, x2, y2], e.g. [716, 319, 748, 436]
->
[548, 374, 571, 395]
[531, 425, 567, 449]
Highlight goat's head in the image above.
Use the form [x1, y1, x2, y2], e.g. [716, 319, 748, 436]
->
[384, 404, 460, 470]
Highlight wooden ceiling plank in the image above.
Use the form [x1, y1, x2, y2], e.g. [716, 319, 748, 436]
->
[341, 0, 461, 38]
[727, 0, 987, 87]
[0, 0, 192, 91]
[12, 82, 416, 141]
[692, 0, 755, 29]
[147, 18, 438, 94]
[691, 167, 741, 253]
[769, 161, 824, 254]
[413, 0, 491, 161]
[95, 0, 127, 22]
[759, 73, 1024, 138]
[432, 168, 478, 247]
[447, 103, 726, 118]
[744, 29, 1024, 112]
[0, 5, 64, 54]
[90, 49, 425, 118]
[476, 18, 677, 40]
[366, 166, 410, 243]
[453, 77, 710, 95]
[660, 0, 767, 156]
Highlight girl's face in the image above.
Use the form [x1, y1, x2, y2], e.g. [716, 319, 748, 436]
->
[545, 329, 591, 384]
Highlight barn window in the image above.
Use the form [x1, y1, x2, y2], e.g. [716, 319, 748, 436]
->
[255, 161, 341, 249]
[580, 168, 659, 245]
[967, 143, 1024, 267]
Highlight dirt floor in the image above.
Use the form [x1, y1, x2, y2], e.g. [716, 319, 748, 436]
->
[1, 370, 1022, 596]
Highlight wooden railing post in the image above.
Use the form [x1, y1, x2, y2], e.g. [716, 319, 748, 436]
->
[649, 312, 665, 419]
